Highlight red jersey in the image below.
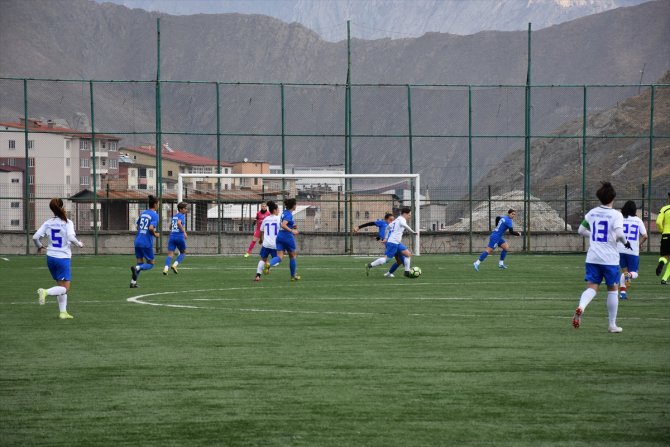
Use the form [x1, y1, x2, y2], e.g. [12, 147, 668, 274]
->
[255, 209, 271, 230]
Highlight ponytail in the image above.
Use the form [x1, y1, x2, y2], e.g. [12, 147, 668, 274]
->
[49, 198, 67, 222]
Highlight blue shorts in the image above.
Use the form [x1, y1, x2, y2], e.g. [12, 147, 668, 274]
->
[584, 263, 620, 287]
[619, 253, 640, 272]
[134, 246, 155, 261]
[167, 237, 187, 252]
[47, 256, 72, 282]
[259, 246, 277, 259]
[276, 233, 296, 252]
[488, 236, 505, 250]
[385, 242, 408, 258]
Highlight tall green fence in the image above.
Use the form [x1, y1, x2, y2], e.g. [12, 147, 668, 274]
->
[0, 77, 668, 254]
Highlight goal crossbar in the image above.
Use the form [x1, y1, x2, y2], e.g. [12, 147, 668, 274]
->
[178, 173, 420, 255]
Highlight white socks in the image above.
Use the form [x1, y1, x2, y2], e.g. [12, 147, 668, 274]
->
[578, 288, 597, 311]
[607, 291, 618, 327]
[370, 257, 387, 267]
[57, 294, 67, 312]
[403, 257, 411, 271]
[47, 286, 67, 296]
[257, 260, 265, 274]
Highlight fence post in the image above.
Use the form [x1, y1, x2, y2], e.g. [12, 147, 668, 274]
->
[23, 79, 30, 255]
[89, 81, 99, 254]
[468, 85, 473, 253]
[564, 184, 568, 231]
[647, 85, 655, 253]
[581, 85, 588, 253]
[216, 81, 222, 254]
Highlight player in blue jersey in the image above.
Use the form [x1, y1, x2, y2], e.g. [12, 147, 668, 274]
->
[255, 201, 281, 282]
[163, 201, 189, 275]
[33, 198, 84, 319]
[130, 195, 160, 288]
[267, 198, 301, 281]
[473, 208, 521, 271]
[355, 213, 404, 278]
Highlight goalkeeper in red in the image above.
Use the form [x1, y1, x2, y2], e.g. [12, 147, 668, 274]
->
[244, 202, 271, 258]
[473, 208, 521, 271]
[572, 182, 632, 333]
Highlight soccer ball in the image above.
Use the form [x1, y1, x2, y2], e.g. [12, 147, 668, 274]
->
[410, 266, 422, 278]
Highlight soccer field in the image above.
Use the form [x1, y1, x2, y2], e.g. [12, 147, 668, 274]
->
[1, 253, 669, 446]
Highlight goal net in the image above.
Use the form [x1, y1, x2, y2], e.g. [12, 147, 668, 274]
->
[175, 172, 421, 256]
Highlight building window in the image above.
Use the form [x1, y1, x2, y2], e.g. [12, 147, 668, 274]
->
[28, 140, 34, 150]
[81, 158, 90, 168]
[11, 202, 20, 208]
[130, 170, 136, 178]
[167, 170, 173, 176]
[28, 158, 34, 167]
[80, 139, 90, 150]
[11, 178, 19, 183]
[110, 159, 118, 169]
[331, 211, 337, 219]
[8, 158, 16, 166]
[66, 158, 70, 167]
[65, 140, 71, 150]
[148, 169, 154, 178]
[109, 141, 117, 151]
[138, 168, 146, 178]
[81, 176, 90, 186]
[29, 175, 34, 185]
[11, 219, 20, 226]
[8, 139, 15, 149]
[254, 178, 259, 185]
[100, 140, 107, 149]
[365, 211, 370, 219]
[66, 175, 70, 185]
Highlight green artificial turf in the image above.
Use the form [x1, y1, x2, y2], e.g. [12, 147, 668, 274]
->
[1, 253, 668, 446]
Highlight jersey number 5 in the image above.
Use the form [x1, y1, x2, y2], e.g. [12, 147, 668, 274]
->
[51, 228, 63, 248]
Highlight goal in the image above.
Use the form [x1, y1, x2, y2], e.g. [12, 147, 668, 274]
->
[176, 172, 421, 255]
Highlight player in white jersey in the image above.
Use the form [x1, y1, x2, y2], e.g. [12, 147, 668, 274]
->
[366, 207, 416, 278]
[572, 182, 632, 333]
[616, 201, 648, 299]
[255, 201, 281, 281]
[32, 198, 84, 319]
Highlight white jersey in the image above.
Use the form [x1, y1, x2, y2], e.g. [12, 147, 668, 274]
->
[386, 215, 412, 244]
[583, 206, 624, 265]
[617, 215, 647, 256]
[261, 214, 281, 249]
[32, 217, 81, 259]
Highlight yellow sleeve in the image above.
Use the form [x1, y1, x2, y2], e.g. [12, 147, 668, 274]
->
[659, 205, 670, 233]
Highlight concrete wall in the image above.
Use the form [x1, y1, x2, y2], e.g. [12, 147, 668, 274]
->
[2, 231, 661, 256]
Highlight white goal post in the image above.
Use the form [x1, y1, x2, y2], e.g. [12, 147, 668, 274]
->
[177, 173, 421, 255]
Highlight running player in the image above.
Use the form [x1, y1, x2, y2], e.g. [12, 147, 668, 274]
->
[617, 200, 647, 299]
[473, 208, 521, 271]
[354, 213, 404, 278]
[163, 201, 188, 275]
[365, 207, 416, 278]
[656, 192, 670, 284]
[33, 198, 84, 319]
[130, 195, 160, 288]
[572, 182, 632, 333]
[268, 198, 301, 281]
[255, 201, 280, 282]
[244, 202, 271, 257]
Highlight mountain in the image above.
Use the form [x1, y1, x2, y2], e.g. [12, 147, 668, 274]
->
[0, 0, 668, 191]
[95, 0, 652, 41]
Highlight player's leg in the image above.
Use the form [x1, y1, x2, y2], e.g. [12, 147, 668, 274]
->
[387, 255, 403, 277]
[56, 279, 73, 319]
[163, 247, 175, 275]
[604, 266, 622, 332]
[368, 243, 396, 274]
[573, 263, 601, 329]
[39, 256, 68, 305]
[474, 245, 494, 271]
[656, 234, 669, 280]
[498, 241, 509, 269]
[618, 255, 629, 299]
[289, 251, 300, 281]
[400, 246, 412, 277]
[246, 229, 261, 256]
[172, 241, 186, 274]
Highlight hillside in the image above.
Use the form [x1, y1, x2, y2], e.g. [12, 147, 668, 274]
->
[0, 0, 668, 190]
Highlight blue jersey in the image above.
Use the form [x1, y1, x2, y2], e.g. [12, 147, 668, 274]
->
[279, 209, 295, 232]
[374, 219, 389, 239]
[491, 215, 515, 239]
[134, 209, 159, 248]
[169, 213, 186, 240]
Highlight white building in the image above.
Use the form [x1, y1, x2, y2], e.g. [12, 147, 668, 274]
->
[0, 166, 24, 230]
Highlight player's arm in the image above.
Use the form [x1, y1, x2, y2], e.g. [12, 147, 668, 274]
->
[401, 222, 417, 234]
[657, 208, 667, 233]
[177, 218, 187, 238]
[66, 221, 84, 247]
[281, 219, 298, 234]
[32, 222, 48, 252]
[577, 220, 591, 238]
[612, 223, 632, 250]
[507, 226, 521, 237]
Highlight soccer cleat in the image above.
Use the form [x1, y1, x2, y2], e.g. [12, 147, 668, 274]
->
[404, 271, 412, 278]
[291, 275, 301, 282]
[58, 312, 73, 320]
[130, 265, 138, 281]
[619, 291, 627, 300]
[572, 307, 583, 329]
[244, 253, 250, 258]
[254, 275, 261, 282]
[473, 262, 480, 272]
[656, 261, 665, 276]
[384, 272, 394, 278]
[171, 265, 178, 274]
[608, 325, 623, 333]
[263, 262, 270, 275]
[37, 288, 47, 305]
[662, 280, 668, 285]
[498, 264, 507, 270]
[366, 264, 371, 276]
[163, 268, 168, 276]
[129, 282, 139, 288]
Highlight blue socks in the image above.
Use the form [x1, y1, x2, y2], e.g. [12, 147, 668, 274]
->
[289, 258, 297, 277]
[478, 251, 489, 262]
